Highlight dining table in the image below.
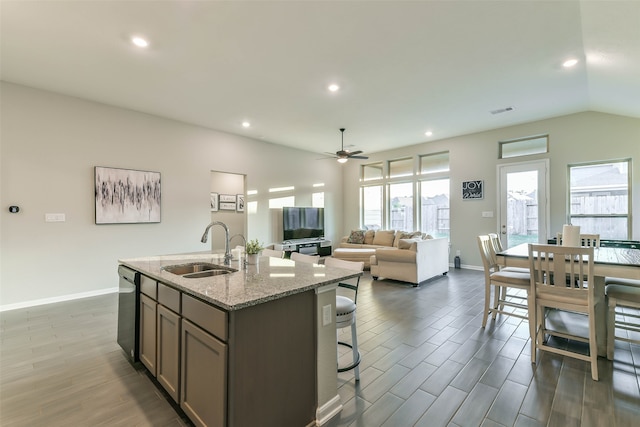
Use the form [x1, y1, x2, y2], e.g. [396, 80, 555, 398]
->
[496, 243, 640, 357]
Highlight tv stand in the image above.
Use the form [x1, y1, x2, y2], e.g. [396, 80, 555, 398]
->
[274, 238, 332, 257]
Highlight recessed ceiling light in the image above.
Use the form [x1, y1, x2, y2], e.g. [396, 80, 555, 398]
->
[242, 121, 251, 128]
[328, 84, 340, 92]
[131, 36, 149, 48]
[563, 58, 578, 68]
[425, 131, 433, 137]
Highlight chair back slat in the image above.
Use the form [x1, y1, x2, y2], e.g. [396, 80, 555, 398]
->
[528, 244, 594, 297]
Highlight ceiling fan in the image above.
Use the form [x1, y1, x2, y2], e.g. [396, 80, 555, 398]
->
[327, 128, 368, 163]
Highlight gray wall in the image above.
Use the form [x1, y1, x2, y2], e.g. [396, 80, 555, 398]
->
[342, 111, 640, 268]
[1, 83, 344, 308]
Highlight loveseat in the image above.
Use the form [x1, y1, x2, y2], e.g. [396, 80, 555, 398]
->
[333, 230, 450, 285]
[370, 237, 449, 286]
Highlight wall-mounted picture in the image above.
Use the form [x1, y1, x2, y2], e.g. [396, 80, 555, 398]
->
[236, 194, 245, 212]
[210, 192, 219, 212]
[220, 202, 236, 211]
[95, 166, 161, 224]
[462, 180, 483, 200]
[219, 194, 236, 203]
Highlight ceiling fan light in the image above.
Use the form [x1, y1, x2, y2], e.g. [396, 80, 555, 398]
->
[337, 157, 348, 164]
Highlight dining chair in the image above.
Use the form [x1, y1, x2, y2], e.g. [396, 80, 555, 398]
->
[556, 233, 601, 248]
[488, 233, 530, 306]
[290, 252, 320, 264]
[324, 257, 365, 381]
[260, 248, 284, 258]
[528, 243, 598, 380]
[477, 235, 531, 329]
[605, 278, 640, 360]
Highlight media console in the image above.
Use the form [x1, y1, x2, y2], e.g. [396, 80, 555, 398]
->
[274, 238, 332, 257]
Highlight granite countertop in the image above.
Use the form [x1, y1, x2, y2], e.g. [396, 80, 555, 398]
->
[119, 252, 362, 311]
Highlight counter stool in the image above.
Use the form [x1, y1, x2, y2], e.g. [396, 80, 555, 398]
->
[324, 257, 364, 382]
[605, 278, 640, 360]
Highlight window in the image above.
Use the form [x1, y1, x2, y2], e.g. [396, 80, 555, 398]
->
[362, 186, 382, 230]
[362, 162, 383, 181]
[499, 135, 548, 159]
[312, 192, 324, 208]
[389, 158, 413, 178]
[568, 160, 630, 240]
[269, 196, 294, 209]
[420, 152, 449, 175]
[420, 178, 450, 239]
[389, 182, 414, 231]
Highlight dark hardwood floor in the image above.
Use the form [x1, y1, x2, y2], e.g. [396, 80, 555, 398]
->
[1, 269, 638, 426]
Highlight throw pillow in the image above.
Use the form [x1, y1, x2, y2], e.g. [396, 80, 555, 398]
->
[398, 238, 422, 250]
[347, 229, 365, 244]
[363, 230, 375, 245]
[372, 230, 396, 246]
[393, 231, 423, 247]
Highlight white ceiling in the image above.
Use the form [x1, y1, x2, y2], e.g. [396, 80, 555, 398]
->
[2, 1, 639, 156]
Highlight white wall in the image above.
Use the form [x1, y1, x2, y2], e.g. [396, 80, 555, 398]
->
[0, 83, 344, 308]
[342, 111, 640, 268]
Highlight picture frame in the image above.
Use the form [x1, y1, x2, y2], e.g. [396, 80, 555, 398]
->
[236, 194, 245, 212]
[220, 202, 236, 211]
[210, 192, 219, 212]
[462, 180, 483, 200]
[95, 166, 161, 224]
[219, 194, 236, 203]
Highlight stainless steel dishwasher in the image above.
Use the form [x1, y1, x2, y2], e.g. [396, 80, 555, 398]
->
[117, 265, 140, 363]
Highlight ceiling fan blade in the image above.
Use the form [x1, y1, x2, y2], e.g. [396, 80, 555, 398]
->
[347, 150, 363, 156]
[350, 155, 368, 159]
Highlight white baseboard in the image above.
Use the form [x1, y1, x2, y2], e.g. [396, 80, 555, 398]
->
[0, 287, 118, 312]
[315, 394, 343, 426]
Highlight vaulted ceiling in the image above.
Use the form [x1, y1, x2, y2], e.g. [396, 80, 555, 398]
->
[2, 1, 639, 156]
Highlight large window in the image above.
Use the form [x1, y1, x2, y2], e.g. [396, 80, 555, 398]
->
[568, 160, 630, 240]
[420, 178, 450, 239]
[362, 185, 382, 230]
[389, 182, 414, 231]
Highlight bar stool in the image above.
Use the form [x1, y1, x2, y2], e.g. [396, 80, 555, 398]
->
[324, 257, 364, 381]
[605, 278, 640, 360]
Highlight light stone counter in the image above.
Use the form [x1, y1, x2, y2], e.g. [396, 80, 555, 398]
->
[119, 252, 361, 311]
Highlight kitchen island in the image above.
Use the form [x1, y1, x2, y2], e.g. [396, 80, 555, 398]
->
[119, 252, 361, 427]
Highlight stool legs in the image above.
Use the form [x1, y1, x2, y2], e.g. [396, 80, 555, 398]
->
[337, 314, 361, 382]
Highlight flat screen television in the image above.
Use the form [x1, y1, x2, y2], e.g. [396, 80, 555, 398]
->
[283, 207, 325, 240]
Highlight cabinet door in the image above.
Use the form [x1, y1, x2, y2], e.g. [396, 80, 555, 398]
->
[139, 294, 157, 375]
[181, 319, 227, 427]
[157, 305, 180, 402]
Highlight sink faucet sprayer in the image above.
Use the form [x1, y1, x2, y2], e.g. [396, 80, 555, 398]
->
[201, 221, 231, 265]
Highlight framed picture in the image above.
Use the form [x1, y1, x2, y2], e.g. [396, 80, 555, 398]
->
[220, 202, 236, 211]
[220, 194, 236, 203]
[462, 180, 483, 200]
[95, 166, 161, 224]
[236, 194, 245, 212]
[210, 192, 219, 212]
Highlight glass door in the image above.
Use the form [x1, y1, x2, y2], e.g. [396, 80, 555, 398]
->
[498, 160, 549, 249]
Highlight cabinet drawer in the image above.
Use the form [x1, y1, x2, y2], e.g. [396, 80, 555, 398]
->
[140, 275, 157, 299]
[182, 294, 227, 342]
[158, 282, 181, 314]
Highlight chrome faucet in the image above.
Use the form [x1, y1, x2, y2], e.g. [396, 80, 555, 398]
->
[201, 221, 232, 265]
[230, 233, 247, 248]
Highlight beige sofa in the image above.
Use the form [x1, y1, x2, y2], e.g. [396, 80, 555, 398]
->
[334, 229, 419, 269]
[370, 237, 449, 286]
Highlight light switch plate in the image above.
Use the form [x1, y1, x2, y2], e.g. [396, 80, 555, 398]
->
[482, 211, 494, 218]
[45, 213, 66, 222]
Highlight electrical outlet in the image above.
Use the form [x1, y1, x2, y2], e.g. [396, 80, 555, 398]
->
[322, 304, 332, 326]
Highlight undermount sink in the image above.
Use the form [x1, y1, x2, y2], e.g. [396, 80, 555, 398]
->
[163, 262, 237, 278]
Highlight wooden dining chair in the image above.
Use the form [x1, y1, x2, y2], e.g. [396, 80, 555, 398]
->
[477, 235, 531, 329]
[528, 244, 598, 380]
[605, 278, 640, 360]
[488, 233, 530, 308]
[290, 252, 320, 264]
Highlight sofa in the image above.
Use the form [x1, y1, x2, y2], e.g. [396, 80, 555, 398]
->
[370, 237, 449, 286]
[333, 229, 420, 269]
[333, 230, 450, 285]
